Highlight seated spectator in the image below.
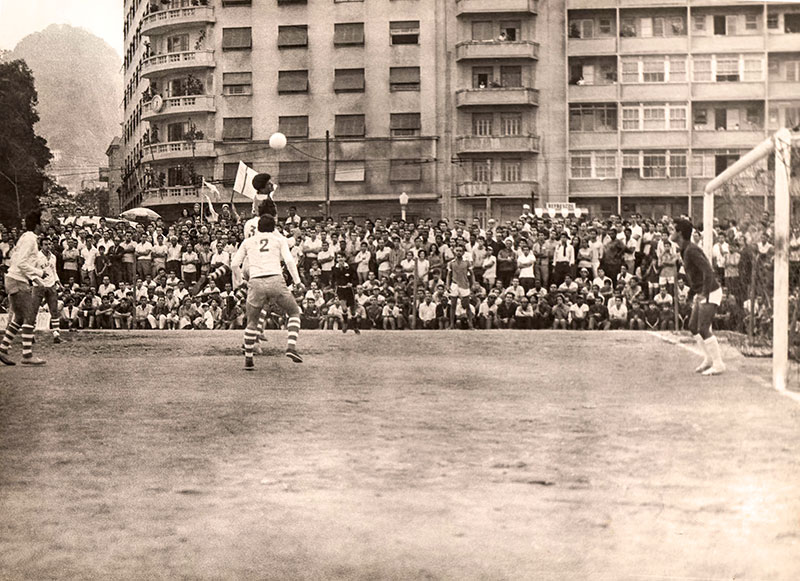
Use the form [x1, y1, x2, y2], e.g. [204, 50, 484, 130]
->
[301, 298, 321, 329]
[95, 296, 114, 329]
[417, 293, 438, 330]
[608, 296, 628, 329]
[113, 297, 134, 330]
[653, 286, 674, 329]
[586, 297, 608, 330]
[495, 293, 518, 329]
[628, 300, 645, 330]
[134, 297, 152, 329]
[532, 297, 552, 329]
[644, 301, 661, 330]
[551, 294, 569, 330]
[327, 300, 346, 331]
[60, 297, 80, 331]
[569, 295, 589, 330]
[514, 297, 534, 329]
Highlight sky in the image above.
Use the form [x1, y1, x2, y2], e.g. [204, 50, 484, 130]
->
[0, 0, 123, 57]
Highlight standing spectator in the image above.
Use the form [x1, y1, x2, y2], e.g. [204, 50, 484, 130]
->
[318, 241, 336, 288]
[62, 239, 80, 284]
[166, 237, 183, 279]
[152, 234, 168, 276]
[496, 238, 517, 288]
[181, 243, 199, 286]
[516, 240, 536, 293]
[446, 245, 475, 330]
[120, 233, 137, 284]
[552, 233, 574, 286]
[354, 243, 372, 284]
[80, 238, 98, 289]
[135, 234, 153, 279]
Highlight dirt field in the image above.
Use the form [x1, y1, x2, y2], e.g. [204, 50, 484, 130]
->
[0, 330, 798, 581]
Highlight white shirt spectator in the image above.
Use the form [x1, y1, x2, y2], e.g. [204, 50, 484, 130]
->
[418, 300, 437, 322]
[608, 302, 628, 321]
[98, 282, 116, 297]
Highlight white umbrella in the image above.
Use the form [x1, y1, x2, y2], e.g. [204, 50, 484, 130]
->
[121, 207, 161, 221]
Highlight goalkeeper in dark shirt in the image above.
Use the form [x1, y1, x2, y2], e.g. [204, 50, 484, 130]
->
[671, 218, 725, 376]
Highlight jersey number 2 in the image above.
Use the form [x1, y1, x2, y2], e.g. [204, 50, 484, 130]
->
[259, 239, 270, 253]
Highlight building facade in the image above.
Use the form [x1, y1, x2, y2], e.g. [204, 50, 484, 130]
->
[566, 1, 800, 219]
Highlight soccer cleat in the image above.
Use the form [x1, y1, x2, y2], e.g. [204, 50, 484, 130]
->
[20, 356, 46, 366]
[701, 365, 725, 376]
[285, 348, 303, 363]
[354, 326, 361, 335]
[53, 335, 62, 344]
[694, 361, 712, 373]
[244, 357, 254, 371]
[0, 352, 16, 366]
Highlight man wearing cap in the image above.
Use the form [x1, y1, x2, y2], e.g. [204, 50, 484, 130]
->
[520, 204, 534, 221]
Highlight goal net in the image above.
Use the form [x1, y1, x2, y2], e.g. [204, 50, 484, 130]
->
[703, 128, 800, 392]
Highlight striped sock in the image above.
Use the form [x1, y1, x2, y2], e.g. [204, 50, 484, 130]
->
[258, 308, 269, 335]
[287, 316, 300, 348]
[21, 325, 35, 358]
[209, 264, 230, 284]
[0, 321, 21, 354]
[243, 328, 258, 360]
[51, 318, 60, 337]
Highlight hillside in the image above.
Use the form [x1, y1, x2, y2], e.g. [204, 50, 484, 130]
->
[9, 24, 122, 192]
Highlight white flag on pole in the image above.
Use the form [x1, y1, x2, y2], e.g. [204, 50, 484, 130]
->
[202, 178, 222, 200]
[233, 161, 259, 200]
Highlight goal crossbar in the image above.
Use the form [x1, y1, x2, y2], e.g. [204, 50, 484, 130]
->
[702, 127, 795, 391]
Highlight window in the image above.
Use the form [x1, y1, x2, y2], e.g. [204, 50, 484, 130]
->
[390, 113, 421, 136]
[500, 159, 521, 182]
[278, 25, 308, 48]
[669, 105, 687, 129]
[743, 58, 762, 81]
[334, 68, 365, 92]
[222, 27, 252, 50]
[693, 15, 706, 32]
[569, 104, 617, 132]
[622, 106, 640, 130]
[222, 117, 252, 140]
[642, 58, 665, 83]
[693, 58, 712, 82]
[694, 107, 708, 127]
[570, 154, 592, 178]
[390, 21, 419, 45]
[277, 70, 309, 93]
[595, 153, 617, 178]
[502, 114, 522, 136]
[785, 14, 800, 33]
[334, 161, 365, 182]
[223, 162, 251, 186]
[786, 61, 800, 82]
[670, 153, 687, 177]
[714, 15, 727, 35]
[278, 0, 307, 4]
[389, 67, 420, 91]
[473, 113, 493, 136]
[278, 161, 309, 184]
[222, 0, 252, 5]
[640, 17, 653, 38]
[167, 122, 188, 142]
[472, 21, 493, 41]
[621, 59, 639, 83]
[223, 72, 252, 96]
[473, 160, 491, 182]
[642, 152, 667, 178]
[390, 159, 422, 181]
[745, 14, 758, 31]
[334, 23, 365, 46]
[167, 34, 189, 53]
[499, 21, 520, 41]
[669, 58, 686, 82]
[279, 115, 309, 138]
[500, 66, 522, 88]
[472, 66, 493, 88]
[643, 105, 666, 130]
[717, 58, 740, 82]
[335, 114, 366, 137]
[598, 19, 613, 36]
[746, 107, 761, 127]
[569, 20, 594, 39]
[767, 14, 779, 30]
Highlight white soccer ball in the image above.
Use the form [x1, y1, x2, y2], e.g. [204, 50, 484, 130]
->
[269, 132, 287, 150]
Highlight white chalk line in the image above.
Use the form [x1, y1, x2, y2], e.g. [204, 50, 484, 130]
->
[648, 331, 800, 406]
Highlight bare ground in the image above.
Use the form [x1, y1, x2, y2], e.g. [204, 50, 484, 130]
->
[0, 330, 798, 581]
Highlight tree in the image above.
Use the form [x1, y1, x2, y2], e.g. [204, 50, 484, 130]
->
[0, 59, 52, 226]
[75, 186, 111, 217]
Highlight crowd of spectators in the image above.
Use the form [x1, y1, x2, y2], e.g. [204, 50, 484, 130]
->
[0, 200, 796, 335]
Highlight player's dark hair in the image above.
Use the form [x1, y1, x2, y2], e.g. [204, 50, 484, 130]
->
[674, 218, 693, 241]
[252, 173, 272, 191]
[258, 214, 276, 233]
[258, 198, 277, 217]
[24, 210, 41, 231]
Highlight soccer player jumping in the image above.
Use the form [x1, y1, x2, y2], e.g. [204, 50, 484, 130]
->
[671, 218, 725, 376]
[0, 210, 47, 366]
[231, 213, 303, 371]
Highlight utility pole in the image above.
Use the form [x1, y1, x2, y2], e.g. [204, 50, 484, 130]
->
[325, 130, 331, 219]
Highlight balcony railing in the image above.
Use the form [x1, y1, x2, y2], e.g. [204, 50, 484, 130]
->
[456, 0, 538, 15]
[455, 40, 539, 60]
[457, 181, 539, 198]
[455, 87, 539, 107]
[142, 186, 200, 207]
[143, 140, 216, 161]
[692, 130, 766, 149]
[455, 135, 541, 154]
[141, 50, 215, 77]
[141, 5, 215, 36]
[142, 95, 215, 121]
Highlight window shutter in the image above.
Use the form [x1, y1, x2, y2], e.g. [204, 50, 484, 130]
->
[278, 70, 309, 93]
[222, 27, 252, 49]
[390, 113, 421, 130]
[279, 116, 309, 138]
[278, 25, 308, 47]
[279, 161, 310, 184]
[334, 69, 365, 92]
[334, 23, 365, 45]
[335, 115, 366, 137]
[222, 117, 252, 140]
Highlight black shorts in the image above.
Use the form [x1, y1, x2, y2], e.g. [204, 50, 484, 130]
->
[336, 286, 355, 308]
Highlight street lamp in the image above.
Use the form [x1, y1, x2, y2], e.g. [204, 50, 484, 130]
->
[399, 191, 409, 221]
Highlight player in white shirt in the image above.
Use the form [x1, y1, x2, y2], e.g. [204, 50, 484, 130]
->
[231, 214, 304, 370]
[1, 210, 47, 365]
[33, 238, 64, 344]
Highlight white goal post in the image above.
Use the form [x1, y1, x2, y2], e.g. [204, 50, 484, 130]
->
[703, 128, 795, 391]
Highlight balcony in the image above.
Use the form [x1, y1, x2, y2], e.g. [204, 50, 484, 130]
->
[568, 83, 617, 102]
[769, 81, 800, 100]
[142, 186, 201, 207]
[568, 179, 619, 197]
[456, 41, 539, 61]
[455, 135, 541, 154]
[142, 95, 215, 121]
[569, 132, 617, 150]
[456, 0, 538, 16]
[620, 36, 688, 54]
[456, 87, 539, 107]
[143, 140, 216, 161]
[621, 131, 688, 149]
[141, 5, 215, 36]
[691, 82, 765, 101]
[621, 83, 690, 101]
[456, 181, 539, 198]
[692, 35, 763, 53]
[692, 130, 766, 149]
[622, 177, 689, 196]
[767, 33, 800, 53]
[141, 50, 215, 78]
[567, 38, 616, 56]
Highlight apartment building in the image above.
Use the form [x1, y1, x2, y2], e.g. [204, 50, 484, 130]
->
[566, 1, 800, 219]
[119, 0, 564, 223]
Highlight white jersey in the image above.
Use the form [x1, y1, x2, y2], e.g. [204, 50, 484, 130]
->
[232, 230, 300, 284]
[244, 216, 260, 239]
[38, 251, 60, 288]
